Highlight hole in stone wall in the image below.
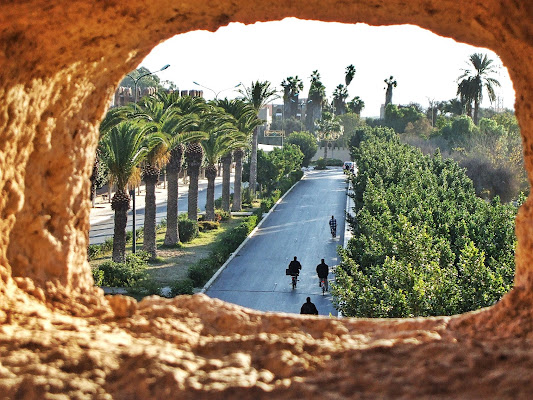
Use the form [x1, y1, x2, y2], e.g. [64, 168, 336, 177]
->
[93, 18, 520, 319]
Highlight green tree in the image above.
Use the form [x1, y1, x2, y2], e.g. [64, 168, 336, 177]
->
[345, 64, 356, 86]
[99, 122, 153, 262]
[200, 107, 246, 221]
[238, 81, 279, 197]
[286, 131, 318, 167]
[332, 84, 348, 115]
[305, 70, 326, 132]
[384, 76, 397, 106]
[155, 93, 207, 246]
[281, 76, 304, 119]
[347, 96, 365, 116]
[457, 53, 501, 125]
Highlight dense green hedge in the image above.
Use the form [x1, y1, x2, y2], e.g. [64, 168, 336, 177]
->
[333, 127, 517, 318]
[92, 251, 151, 287]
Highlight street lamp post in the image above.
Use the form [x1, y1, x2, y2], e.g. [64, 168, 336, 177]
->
[125, 63, 170, 253]
[192, 81, 241, 100]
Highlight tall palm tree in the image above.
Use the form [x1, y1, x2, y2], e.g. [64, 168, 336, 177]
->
[128, 97, 176, 259]
[347, 96, 365, 116]
[306, 70, 326, 132]
[316, 111, 342, 159]
[281, 76, 304, 119]
[154, 92, 207, 246]
[214, 99, 261, 212]
[332, 84, 349, 115]
[384, 76, 397, 106]
[199, 107, 246, 220]
[99, 121, 152, 262]
[345, 64, 356, 86]
[457, 53, 501, 124]
[238, 81, 279, 197]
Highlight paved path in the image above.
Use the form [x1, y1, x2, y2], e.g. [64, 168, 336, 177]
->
[206, 168, 347, 316]
[89, 174, 231, 244]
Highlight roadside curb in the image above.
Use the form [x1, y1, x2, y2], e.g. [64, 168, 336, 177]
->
[200, 171, 308, 294]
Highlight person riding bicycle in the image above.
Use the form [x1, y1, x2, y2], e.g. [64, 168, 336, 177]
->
[300, 297, 319, 315]
[316, 258, 329, 291]
[288, 256, 302, 276]
[329, 215, 337, 237]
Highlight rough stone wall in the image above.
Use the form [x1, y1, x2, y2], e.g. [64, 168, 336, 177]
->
[1, 0, 533, 398]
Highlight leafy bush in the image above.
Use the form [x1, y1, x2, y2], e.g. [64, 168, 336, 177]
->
[286, 131, 318, 167]
[178, 214, 198, 242]
[315, 158, 327, 170]
[215, 209, 231, 221]
[188, 262, 215, 287]
[94, 251, 150, 287]
[92, 268, 104, 286]
[242, 188, 253, 206]
[198, 220, 220, 232]
[171, 278, 194, 296]
[100, 237, 114, 253]
[325, 158, 343, 166]
[88, 245, 101, 261]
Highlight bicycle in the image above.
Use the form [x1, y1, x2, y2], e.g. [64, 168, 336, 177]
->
[319, 277, 328, 295]
[291, 274, 298, 289]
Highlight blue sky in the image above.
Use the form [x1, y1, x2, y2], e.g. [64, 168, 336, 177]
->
[140, 18, 515, 118]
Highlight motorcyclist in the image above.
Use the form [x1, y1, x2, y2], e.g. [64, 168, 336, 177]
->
[329, 215, 337, 237]
[300, 297, 319, 315]
[288, 256, 302, 276]
[316, 258, 329, 291]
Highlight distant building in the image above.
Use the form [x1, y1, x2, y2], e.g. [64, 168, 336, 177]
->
[109, 87, 203, 108]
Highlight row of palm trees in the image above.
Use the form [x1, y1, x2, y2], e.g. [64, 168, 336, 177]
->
[97, 85, 276, 263]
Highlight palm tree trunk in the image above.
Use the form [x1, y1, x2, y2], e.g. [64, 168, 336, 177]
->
[163, 167, 179, 246]
[111, 191, 130, 263]
[205, 165, 217, 221]
[474, 98, 480, 125]
[112, 207, 128, 263]
[221, 154, 232, 212]
[231, 150, 243, 212]
[188, 167, 199, 221]
[143, 174, 158, 259]
[249, 126, 258, 197]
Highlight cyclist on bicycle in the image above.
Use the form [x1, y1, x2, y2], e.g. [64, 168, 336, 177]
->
[329, 215, 337, 237]
[288, 256, 302, 276]
[316, 258, 329, 291]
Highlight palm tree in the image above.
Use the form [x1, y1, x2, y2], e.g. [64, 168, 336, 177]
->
[332, 84, 348, 115]
[281, 76, 304, 119]
[316, 111, 342, 159]
[345, 64, 356, 86]
[347, 96, 365, 116]
[457, 53, 501, 124]
[128, 97, 175, 259]
[99, 121, 152, 262]
[238, 81, 279, 197]
[306, 70, 326, 132]
[214, 99, 261, 212]
[199, 107, 246, 221]
[457, 77, 476, 118]
[384, 76, 397, 106]
[154, 93, 207, 246]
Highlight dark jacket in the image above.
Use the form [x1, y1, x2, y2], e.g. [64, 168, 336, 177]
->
[288, 260, 302, 275]
[316, 262, 329, 279]
[300, 301, 318, 315]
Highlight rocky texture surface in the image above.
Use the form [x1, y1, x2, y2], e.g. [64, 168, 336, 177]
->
[1, 0, 533, 398]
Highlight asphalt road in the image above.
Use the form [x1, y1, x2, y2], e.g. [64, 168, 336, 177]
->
[89, 180, 226, 245]
[206, 168, 347, 316]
